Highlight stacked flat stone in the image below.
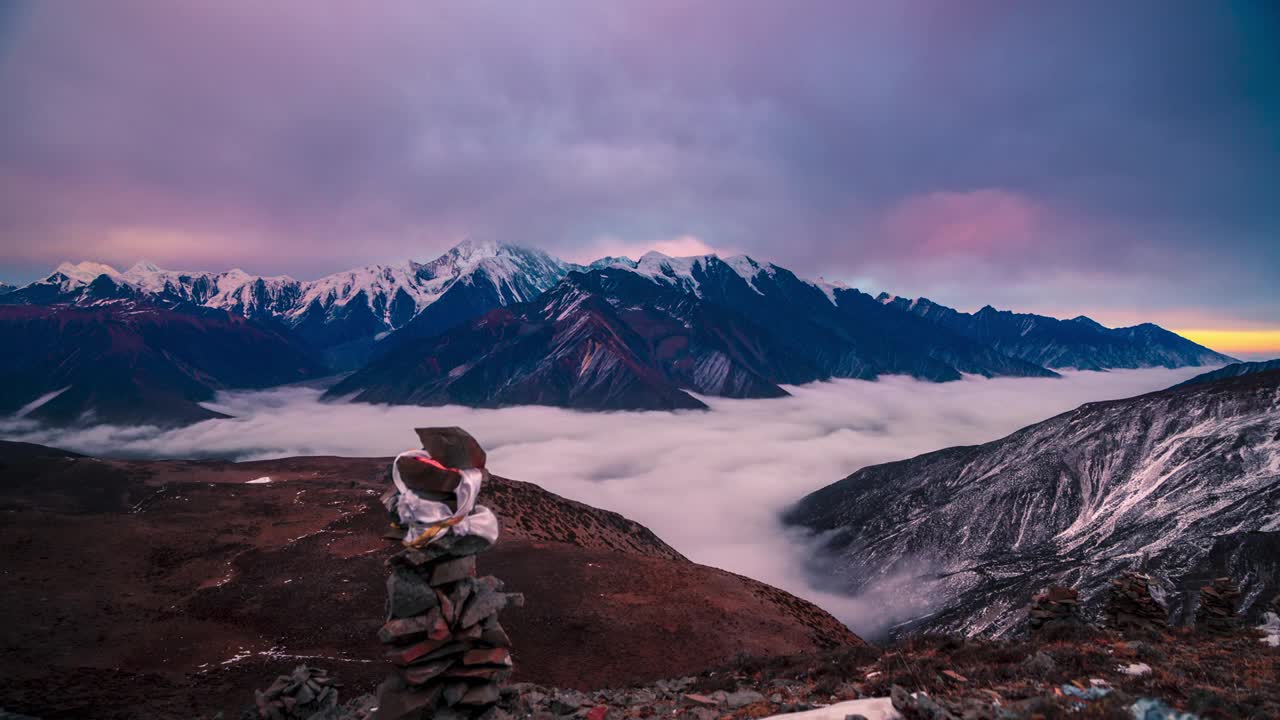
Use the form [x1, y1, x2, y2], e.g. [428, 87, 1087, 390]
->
[1103, 572, 1167, 634]
[1195, 577, 1241, 634]
[374, 428, 524, 720]
[252, 665, 340, 719]
[1028, 585, 1084, 635]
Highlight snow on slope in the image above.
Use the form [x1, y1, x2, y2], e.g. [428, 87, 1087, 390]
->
[15, 240, 572, 343]
[603, 251, 784, 298]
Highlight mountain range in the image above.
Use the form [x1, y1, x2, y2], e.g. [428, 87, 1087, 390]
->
[784, 360, 1280, 638]
[1, 240, 1237, 424]
[1, 240, 573, 370]
[876, 294, 1232, 370]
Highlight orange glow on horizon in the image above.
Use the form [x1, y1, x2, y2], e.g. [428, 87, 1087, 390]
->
[1173, 329, 1280, 357]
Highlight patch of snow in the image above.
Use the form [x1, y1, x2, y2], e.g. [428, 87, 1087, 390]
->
[245, 476, 273, 484]
[220, 649, 252, 665]
[1120, 662, 1152, 676]
[1259, 612, 1280, 647]
[14, 386, 71, 418]
[810, 277, 850, 305]
[760, 697, 901, 720]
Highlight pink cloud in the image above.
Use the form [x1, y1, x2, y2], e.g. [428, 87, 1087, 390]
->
[566, 235, 726, 263]
[880, 189, 1044, 259]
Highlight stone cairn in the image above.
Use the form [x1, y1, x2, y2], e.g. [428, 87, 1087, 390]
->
[1028, 585, 1085, 635]
[373, 427, 524, 720]
[1103, 572, 1167, 634]
[1194, 577, 1241, 634]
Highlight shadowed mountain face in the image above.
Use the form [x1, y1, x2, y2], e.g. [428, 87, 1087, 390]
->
[876, 295, 1237, 370]
[785, 370, 1280, 638]
[1174, 358, 1280, 388]
[0, 442, 861, 718]
[0, 305, 326, 426]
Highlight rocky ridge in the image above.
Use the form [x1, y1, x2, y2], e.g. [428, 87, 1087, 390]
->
[786, 369, 1280, 638]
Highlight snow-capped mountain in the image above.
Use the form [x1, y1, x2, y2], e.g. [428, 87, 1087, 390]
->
[2, 240, 574, 369]
[876, 294, 1237, 369]
[0, 282, 15, 296]
[326, 275, 711, 411]
[784, 368, 1280, 638]
[4, 244, 1242, 414]
[329, 253, 1063, 410]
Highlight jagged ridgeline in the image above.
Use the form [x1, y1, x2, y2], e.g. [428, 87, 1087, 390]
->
[2, 241, 1234, 425]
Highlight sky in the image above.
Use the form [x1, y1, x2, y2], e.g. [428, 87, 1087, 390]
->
[0, 366, 1208, 636]
[0, 1, 1277, 350]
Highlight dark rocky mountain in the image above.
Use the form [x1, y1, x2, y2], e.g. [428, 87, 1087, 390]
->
[0, 304, 326, 426]
[0, 281, 14, 296]
[1, 241, 573, 370]
[327, 275, 711, 410]
[876, 294, 1237, 370]
[1174, 358, 1280, 388]
[785, 369, 1280, 638]
[0, 442, 861, 717]
[330, 253, 1062, 411]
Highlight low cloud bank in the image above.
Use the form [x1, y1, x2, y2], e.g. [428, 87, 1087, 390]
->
[0, 368, 1206, 636]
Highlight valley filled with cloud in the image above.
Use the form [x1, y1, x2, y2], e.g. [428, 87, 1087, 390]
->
[1, 367, 1206, 635]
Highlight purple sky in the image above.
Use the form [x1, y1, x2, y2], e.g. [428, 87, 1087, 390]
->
[0, 1, 1277, 332]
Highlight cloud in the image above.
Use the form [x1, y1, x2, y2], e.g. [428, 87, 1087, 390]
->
[0, 366, 1210, 636]
[565, 234, 725, 263]
[877, 189, 1044, 260]
[0, 0, 1276, 331]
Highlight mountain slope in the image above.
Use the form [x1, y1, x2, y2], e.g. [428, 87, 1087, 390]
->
[327, 277, 711, 410]
[605, 253, 1059, 382]
[0, 443, 862, 716]
[0, 305, 326, 426]
[876, 295, 1237, 370]
[784, 369, 1280, 637]
[1174, 358, 1280, 388]
[2, 240, 573, 370]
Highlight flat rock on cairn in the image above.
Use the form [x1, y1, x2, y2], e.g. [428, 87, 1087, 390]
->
[1195, 577, 1242, 634]
[1103, 572, 1167, 634]
[374, 427, 524, 720]
[1027, 585, 1084, 636]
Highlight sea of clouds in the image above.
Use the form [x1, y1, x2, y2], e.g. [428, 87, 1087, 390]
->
[0, 367, 1208, 636]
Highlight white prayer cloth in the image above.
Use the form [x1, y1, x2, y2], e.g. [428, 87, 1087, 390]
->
[391, 449, 500, 545]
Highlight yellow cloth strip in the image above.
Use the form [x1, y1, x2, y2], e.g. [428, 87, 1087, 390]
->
[404, 514, 467, 548]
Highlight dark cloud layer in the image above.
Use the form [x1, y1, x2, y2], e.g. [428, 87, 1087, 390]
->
[0, 1, 1276, 327]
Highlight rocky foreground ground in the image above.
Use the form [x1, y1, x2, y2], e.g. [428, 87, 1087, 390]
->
[235, 628, 1277, 720]
[0, 442, 856, 717]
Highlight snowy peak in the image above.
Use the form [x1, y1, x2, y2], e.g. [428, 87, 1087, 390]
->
[21, 241, 572, 345]
[439, 237, 503, 263]
[51, 261, 123, 287]
[601, 250, 782, 298]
